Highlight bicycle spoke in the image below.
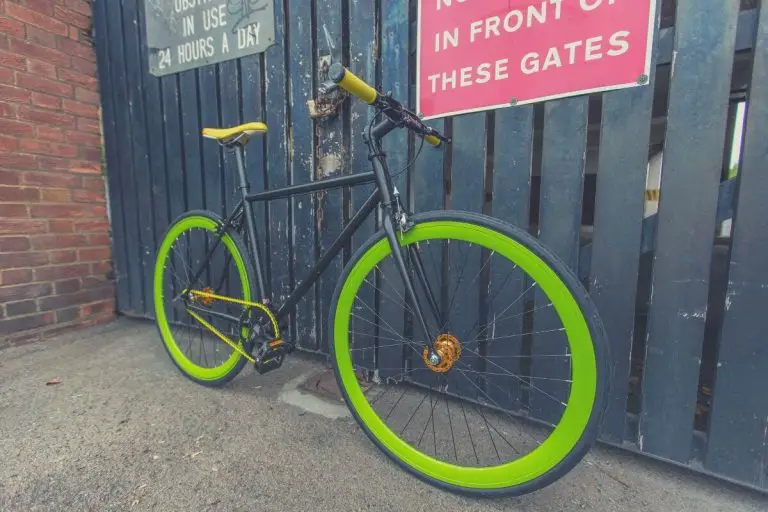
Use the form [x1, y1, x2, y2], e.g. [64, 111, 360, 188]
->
[475, 403, 502, 462]
[400, 391, 430, 437]
[460, 400, 479, 465]
[446, 396, 458, 463]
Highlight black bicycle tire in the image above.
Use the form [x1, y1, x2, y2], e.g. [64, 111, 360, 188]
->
[154, 210, 258, 388]
[329, 210, 611, 497]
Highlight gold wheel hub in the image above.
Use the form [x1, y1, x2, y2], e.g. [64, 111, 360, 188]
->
[422, 334, 462, 373]
[191, 287, 216, 306]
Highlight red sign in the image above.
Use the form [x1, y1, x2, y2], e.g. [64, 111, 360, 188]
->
[417, 0, 656, 119]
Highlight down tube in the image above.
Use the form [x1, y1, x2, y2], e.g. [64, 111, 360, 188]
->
[276, 189, 381, 322]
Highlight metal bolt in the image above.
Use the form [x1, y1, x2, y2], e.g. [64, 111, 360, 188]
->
[637, 74, 649, 85]
[510, 98, 518, 106]
[429, 353, 441, 366]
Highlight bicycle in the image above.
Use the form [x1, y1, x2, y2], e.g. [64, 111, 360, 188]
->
[153, 63, 609, 497]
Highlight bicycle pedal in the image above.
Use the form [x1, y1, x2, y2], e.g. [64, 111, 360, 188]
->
[254, 339, 287, 375]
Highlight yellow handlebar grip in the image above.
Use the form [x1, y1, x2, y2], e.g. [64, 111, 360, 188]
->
[424, 134, 442, 148]
[330, 64, 377, 104]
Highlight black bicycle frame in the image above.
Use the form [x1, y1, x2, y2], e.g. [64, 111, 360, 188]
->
[193, 117, 434, 344]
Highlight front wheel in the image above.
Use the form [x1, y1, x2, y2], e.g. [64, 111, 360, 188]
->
[330, 211, 609, 497]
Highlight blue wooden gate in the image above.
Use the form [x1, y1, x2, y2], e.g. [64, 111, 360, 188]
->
[92, 0, 768, 491]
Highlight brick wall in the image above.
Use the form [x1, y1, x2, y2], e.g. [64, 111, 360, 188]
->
[0, 0, 114, 346]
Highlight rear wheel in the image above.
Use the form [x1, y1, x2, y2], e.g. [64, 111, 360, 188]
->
[153, 211, 257, 386]
[330, 211, 609, 496]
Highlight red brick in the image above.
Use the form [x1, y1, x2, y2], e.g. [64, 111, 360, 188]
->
[2, 250, 48, 267]
[0, 16, 26, 38]
[6, 300, 37, 316]
[49, 249, 76, 264]
[76, 116, 100, 134]
[0, 185, 39, 201]
[19, 139, 79, 158]
[39, 284, 112, 311]
[87, 233, 111, 247]
[0, 219, 46, 235]
[80, 146, 101, 162]
[80, 176, 105, 192]
[58, 67, 97, 89]
[0, 101, 14, 117]
[0, 119, 34, 139]
[0, 66, 13, 84]
[48, 219, 74, 232]
[57, 37, 93, 61]
[90, 260, 113, 276]
[30, 233, 87, 250]
[18, 105, 75, 127]
[74, 219, 109, 233]
[66, 129, 100, 147]
[0, 49, 26, 70]
[81, 299, 114, 317]
[0, 236, 30, 252]
[54, 6, 90, 30]
[31, 91, 61, 109]
[34, 263, 91, 281]
[0, 35, 7, 52]
[0, 203, 27, 218]
[0, 134, 17, 151]
[1, 268, 33, 286]
[25, 26, 58, 49]
[67, 26, 79, 41]
[74, 86, 99, 104]
[40, 188, 70, 202]
[9, 38, 70, 68]
[27, 58, 57, 78]
[64, 0, 90, 17]
[55, 306, 80, 323]
[0, 312, 54, 334]
[69, 55, 95, 75]
[0, 84, 31, 103]
[69, 160, 100, 174]
[79, 248, 110, 263]
[0, 152, 37, 170]
[83, 275, 110, 289]
[0, 169, 20, 185]
[61, 98, 97, 119]
[17, 72, 72, 98]
[36, 125, 65, 141]
[72, 188, 104, 203]
[0, 282, 51, 302]
[5, 2, 68, 36]
[30, 203, 95, 219]
[22, 171, 79, 188]
[24, 0, 56, 16]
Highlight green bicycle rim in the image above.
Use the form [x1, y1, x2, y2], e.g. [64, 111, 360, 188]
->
[333, 221, 597, 490]
[154, 216, 251, 382]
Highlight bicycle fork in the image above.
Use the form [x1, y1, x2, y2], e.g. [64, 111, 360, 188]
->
[368, 138, 443, 364]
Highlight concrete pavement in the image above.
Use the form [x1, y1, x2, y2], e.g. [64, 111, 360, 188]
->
[0, 319, 766, 511]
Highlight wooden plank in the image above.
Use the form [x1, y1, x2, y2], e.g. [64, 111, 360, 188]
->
[160, 76, 186, 223]
[486, 106, 534, 411]
[287, 0, 318, 350]
[445, 112, 486, 401]
[198, 66, 223, 216]
[530, 97, 588, 425]
[639, 0, 739, 463]
[92, 0, 130, 313]
[239, 54, 269, 289]
[263, 0, 291, 307]
[105, 0, 143, 315]
[705, 4, 768, 487]
[377, 0, 410, 379]
[347, 0, 379, 368]
[122, 0, 156, 315]
[589, 1, 662, 444]
[136, 0, 170, 257]
[218, 59, 242, 216]
[314, 0, 345, 354]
